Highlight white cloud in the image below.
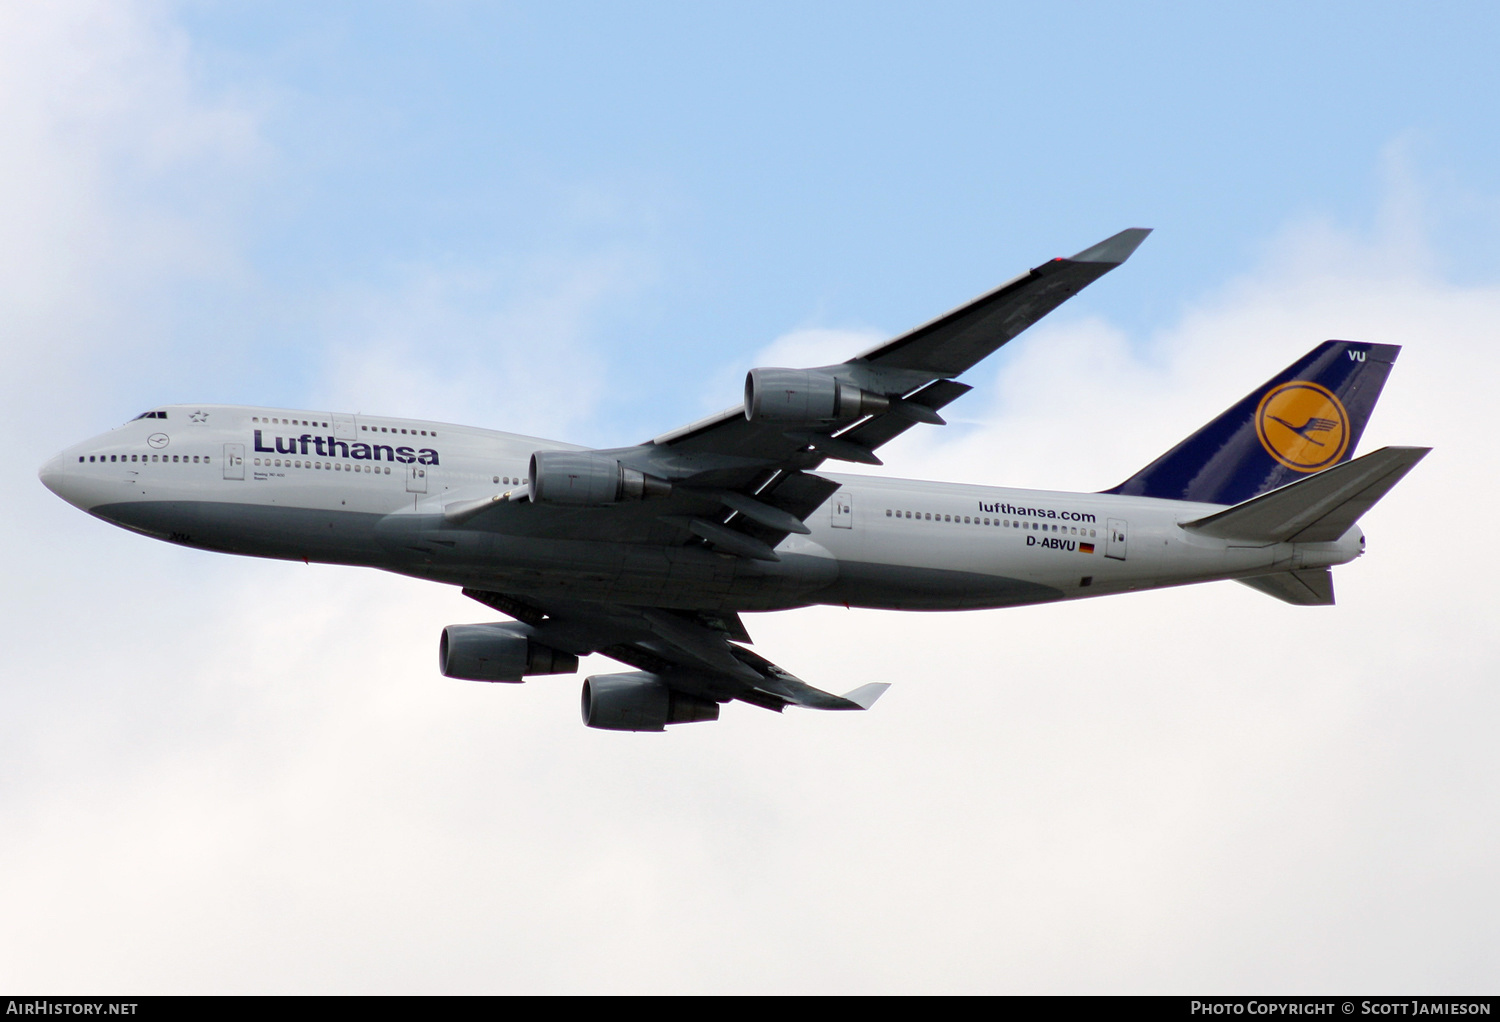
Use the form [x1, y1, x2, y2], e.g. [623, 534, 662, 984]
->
[751, 325, 887, 371]
[0, 0, 261, 388]
[313, 249, 651, 441]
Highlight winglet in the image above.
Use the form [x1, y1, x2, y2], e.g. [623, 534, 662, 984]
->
[840, 682, 890, 710]
[1069, 227, 1152, 265]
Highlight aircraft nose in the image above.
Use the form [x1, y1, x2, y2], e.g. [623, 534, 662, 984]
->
[38, 451, 66, 497]
[38, 448, 89, 509]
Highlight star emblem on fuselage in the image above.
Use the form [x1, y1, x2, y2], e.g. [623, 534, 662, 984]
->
[189, 410, 208, 423]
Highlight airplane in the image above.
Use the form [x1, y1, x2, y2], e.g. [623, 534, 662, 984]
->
[38, 228, 1429, 732]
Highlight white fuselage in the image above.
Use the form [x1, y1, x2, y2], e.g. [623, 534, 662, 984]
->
[39, 404, 1364, 613]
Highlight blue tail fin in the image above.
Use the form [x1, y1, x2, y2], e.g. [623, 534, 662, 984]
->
[1105, 341, 1400, 505]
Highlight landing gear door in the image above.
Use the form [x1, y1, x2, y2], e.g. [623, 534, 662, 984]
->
[831, 492, 853, 529]
[407, 464, 428, 493]
[223, 443, 245, 481]
[1106, 518, 1128, 561]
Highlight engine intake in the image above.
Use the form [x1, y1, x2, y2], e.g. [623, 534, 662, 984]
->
[440, 622, 579, 682]
[529, 451, 671, 506]
[744, 368, 890, 424]
[581, 672, 721, 731]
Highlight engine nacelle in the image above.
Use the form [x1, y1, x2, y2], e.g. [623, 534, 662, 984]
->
[744, 368, 890, 424]
[529, 451, 671, 506]
[439, 622, 579, 682]
[580, 672, 721, 732]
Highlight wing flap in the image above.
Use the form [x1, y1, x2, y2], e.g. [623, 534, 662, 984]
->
[724, 471, 843, 553]
[834, 379, 973, 453]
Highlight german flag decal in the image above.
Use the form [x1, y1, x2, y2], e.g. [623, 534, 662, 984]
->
[1080, 542, 1095, 554]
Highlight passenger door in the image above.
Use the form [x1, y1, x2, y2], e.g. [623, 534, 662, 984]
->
[223, 443, 245, 481]
[1106, 518, 1128, 561]
[831, 492, 853, 529]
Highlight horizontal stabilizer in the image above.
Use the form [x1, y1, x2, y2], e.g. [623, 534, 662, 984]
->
[1237, 569, 1335, 606]
[1184, 446, 1430, 544]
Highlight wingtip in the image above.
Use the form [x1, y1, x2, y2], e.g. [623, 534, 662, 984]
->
[1069, 227, 1153, 265]
[840, 682, 891, 710]
[1373, 445, 1433, 464]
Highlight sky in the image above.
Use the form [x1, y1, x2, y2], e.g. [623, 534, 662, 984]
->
[2, 0, 1498, 994]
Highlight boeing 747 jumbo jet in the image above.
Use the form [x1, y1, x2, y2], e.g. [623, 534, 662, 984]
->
[40, 229, 1427, 731]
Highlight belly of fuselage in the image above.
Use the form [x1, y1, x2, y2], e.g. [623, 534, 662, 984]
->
[93, 499, 841, 612]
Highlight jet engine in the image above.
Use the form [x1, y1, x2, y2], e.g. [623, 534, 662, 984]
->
[744, 368, 889, 424]
[529, 451, 672, 506]
[580, 672, 721, 731]
[439, 622, 579, 682]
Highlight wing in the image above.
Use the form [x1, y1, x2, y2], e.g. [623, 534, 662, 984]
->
[463, 588, 889, 720]
[442, 230, 1150, 725]
[653, 227, 1151, 451]
[447, 228, 1151, 557]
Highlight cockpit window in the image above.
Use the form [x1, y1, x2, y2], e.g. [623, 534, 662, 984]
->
[131, 411, 168, 421]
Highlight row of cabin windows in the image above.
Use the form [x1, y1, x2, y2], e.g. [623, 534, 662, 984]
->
[249, 416, 437, 438]
[255, 458, 390, 474]
[82, 453, 203, 464]
[885, 508, 1098, 537]
[364, 425, 436, 437]
[492, 475, 521, 485]
[254, 417, 328, 428]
